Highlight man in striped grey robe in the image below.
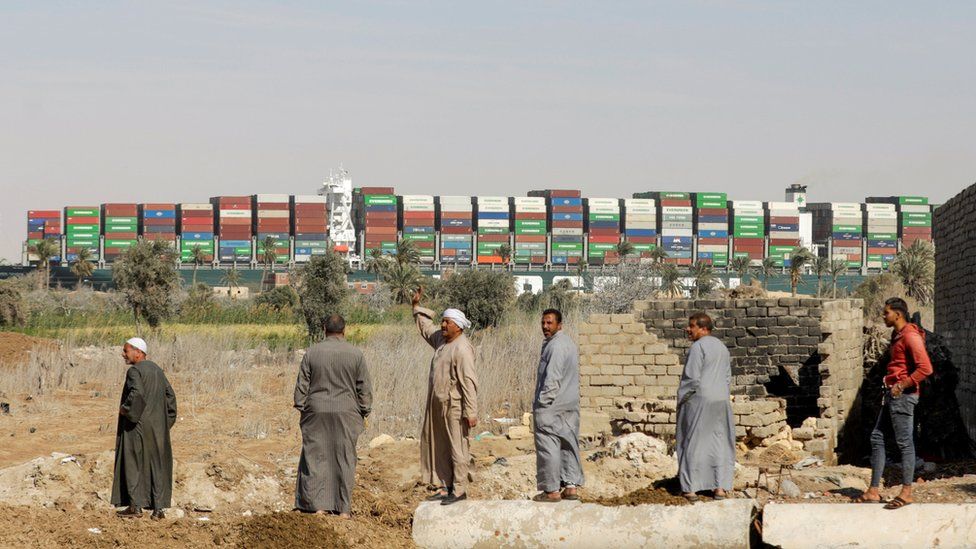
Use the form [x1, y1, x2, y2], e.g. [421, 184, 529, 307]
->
[294, 314, 373, 517]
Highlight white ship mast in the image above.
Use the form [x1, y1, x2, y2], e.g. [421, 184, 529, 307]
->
[319, 164, 359, 265]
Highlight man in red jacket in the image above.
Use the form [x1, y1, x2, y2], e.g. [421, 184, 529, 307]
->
[854, 297, 933, 509]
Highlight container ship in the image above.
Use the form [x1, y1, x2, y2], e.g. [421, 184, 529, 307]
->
[22, 171, 936, 273]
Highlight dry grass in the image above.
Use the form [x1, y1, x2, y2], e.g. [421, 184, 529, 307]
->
[0, 316, 564, 442]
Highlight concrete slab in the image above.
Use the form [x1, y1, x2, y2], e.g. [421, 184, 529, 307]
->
[763, 503, 976, 548]
[412, 499, 755, 548]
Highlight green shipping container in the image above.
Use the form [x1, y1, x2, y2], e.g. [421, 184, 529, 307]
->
[899, 196, 928, 205]
[832, 225, 862, 233]
[477, 227, 508, 235]
[661, 192, 690, 200]
[403, 234, 435, 242]
[66, 208, 99, 216]
[104, 239, 136, 247]
[867, 233, 897, 240]
[363, 195, 396, 205]
[552, 243, 584, 251]
[588, 213, 620, 221]
[733, 231, 764, 238]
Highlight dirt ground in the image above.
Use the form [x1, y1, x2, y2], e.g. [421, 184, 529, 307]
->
[0, 332, 56, 368]
[3, 335, 976, 547]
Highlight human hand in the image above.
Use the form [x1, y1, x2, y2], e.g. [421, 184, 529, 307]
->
[467, 417, 477, 428]
[412, 287, 423, 307]
[891, 382, 904, 398]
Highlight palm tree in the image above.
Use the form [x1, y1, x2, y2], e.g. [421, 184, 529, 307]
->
[30, 238, 60, 290]
[70, 247, 95, 289]
[261, 236, 278, 291]
[497, 243, 512, 267]
[787, 246, 816, 297]
[690, 262, 717, 298]
[729, 256, 751, 285]
[384, 261, 422, 304]
[190, 245, 207, 285]
[890, 240, 935, 305]
[828, 259, 848, 298]
[221, 266, 242, 299]
[394, 238, 421, 267]
[813, 257, 831, 297]
[616, 241, 635, 263]
[658, 263, 684, 298]
[759, 257, 777, 291]
[647, 246, 668, 265]
[364, 248, 388, 283]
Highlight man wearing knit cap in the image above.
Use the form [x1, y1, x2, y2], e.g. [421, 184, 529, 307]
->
[412, 287, 479, 505]
[111, 338, 177, 520]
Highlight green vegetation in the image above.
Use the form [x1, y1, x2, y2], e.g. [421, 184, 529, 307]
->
[439, 269, 515, 329]
[112, 240, 181, 330]
[294, 250, 350, 340]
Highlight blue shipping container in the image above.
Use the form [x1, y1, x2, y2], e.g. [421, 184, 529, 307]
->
[144, 209, 176, 219]
[698, 230, 729, 238]
[551, 198, 582, 207]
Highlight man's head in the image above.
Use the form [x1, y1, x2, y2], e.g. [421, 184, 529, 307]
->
[324, 314, 346, 337]
[541, 308, 562, 339]
[883, 297, 910, 328]
[122, 337, 147, 365]
[685, 312, 713, 341]
[440, 308, 470, 342]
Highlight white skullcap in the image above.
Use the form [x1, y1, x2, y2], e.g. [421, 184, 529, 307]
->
[125, 337, 148, 354]
[442, 309, 471, 331]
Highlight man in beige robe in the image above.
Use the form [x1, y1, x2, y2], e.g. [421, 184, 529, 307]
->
[412, 288, 479, 505]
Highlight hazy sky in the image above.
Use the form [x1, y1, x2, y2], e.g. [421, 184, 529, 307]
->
[2, 1, 974, 262]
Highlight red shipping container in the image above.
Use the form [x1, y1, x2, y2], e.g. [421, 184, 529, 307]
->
[477, 256, 503, 264]
[552, 221, 583, 229]
[588, 228, 620, 236]
[181, 210, 213, 217]
[551, 206, 582, 214]
[255, 203, 289, 210]
[768, 216, 800, 224]
[661, 199, 692, 207]
[440, 227, 473, 234]
[696, 208, 728, 216]
[365, 227, 397, 235]
[109, 232, 138, 239]
[29, 210, 61, 218]
[359, 187, 395, 194]
[514, 235, 546, 242]
[143, 203, 176, 210]
[478, 234, 509, 242]
[589, 236, 620, 243]
[67, 216, 99, 224]
[514, 212, 546, 220]
[403, 211, 435, 220]
[547, 190, 581, 198]
[626, 237, 656, 243]
[144, 217, 176, 226]
[145, 234, 177, 240]
[698, 237, 728, 245]
[769, 238, 800, 246]
[28, 231, 43, 239]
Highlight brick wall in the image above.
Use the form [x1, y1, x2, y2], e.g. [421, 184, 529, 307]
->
[934, 183, 976, 442]
[578, 298, 863, 463]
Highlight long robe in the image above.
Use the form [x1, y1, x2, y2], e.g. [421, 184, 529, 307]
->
[533, 330, 585, 492]
[111, 359, 177, 511]
[293, 336, 372, 514]
[414, 306, 479, 492]
[676, 335, 735, 493]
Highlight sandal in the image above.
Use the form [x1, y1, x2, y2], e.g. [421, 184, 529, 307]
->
[561, 491, 580, 501]
[683, 493, 700, 502]
[884, 496, 912, 510]
[532, 493, 561, 503]
[426, 491, 449, 501]
[850, 494, 883, 504]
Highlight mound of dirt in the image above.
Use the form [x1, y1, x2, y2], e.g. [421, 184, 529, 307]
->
[238, 512, 348, 549]
[0, 332, 56, 367]
[588, 485, 689, 506]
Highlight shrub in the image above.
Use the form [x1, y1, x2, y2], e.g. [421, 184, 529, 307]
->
[440, 270, 515, 329]
[293, 251, 349, 340]
[255, 285, 300, 312]
[0, 276, 28, 327]
[112, 240, 181, 329]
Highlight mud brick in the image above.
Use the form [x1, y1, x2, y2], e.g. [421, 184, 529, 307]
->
[591, 375, 613, 385]
[656, 353, 679, 365]
[633, 354, 654, 365]
[589, 334, 611, 344]
[649, 424, 676, 436]
[644, 365, 667, 375]
[611, 314, 635, 323]
[768, 326, 790, 336]
[623, 323, 645, 334]
[623, 365, 644, 375]
[747, 326, 767, 336]
[777, 316, 799, 326]
[779, 336, 798, 345]
[622, 344, 644, 355]
[588, 314, 612, 323]
[600, 365, 622, 375]
[739, 414, 763, 427]
[746, 307, 766, 316]
[803, 438, 829, 454]
[799, 317, 821, 327]
[666, 365, 684, 376]
[756, 318, 776, 327]
[736, 336, 757, 347]
[800, 298, 820, 307]
[601, 324, 622, 335]
[749, 424, 781, 438]
[580, 366, 601, 376]
[647, 412, 670, 423]
[790, 307, 809, 317]
[792, 427, 815, 440]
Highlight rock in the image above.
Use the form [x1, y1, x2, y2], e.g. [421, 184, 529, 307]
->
[506, 426, 532, 440]
[801, 417, 817, 429]
[368, 434, 395, 449]
[167, 508, 186, 519]
[611, 433, 667, 462]
[579, 411, 611, 437]
[779, 479, 802, 498]
[521, 413, 532, 427]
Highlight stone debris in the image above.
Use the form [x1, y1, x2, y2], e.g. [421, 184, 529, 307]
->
[368, 434, 395, 449]
[506, 426, 532, 440]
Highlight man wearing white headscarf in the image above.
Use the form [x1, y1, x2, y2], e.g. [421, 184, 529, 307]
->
[412, 288, 479, 505]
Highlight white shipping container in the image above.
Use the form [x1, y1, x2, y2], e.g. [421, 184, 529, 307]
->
[293, 195, 327, 204]
[625, 198, 655, 209]
[552, 228, 584, 236]
[403, 204, 436, 212]
[661, 206, 693, 215]
[478, 219, 509, 228]
[220, 210, 251, 218]
[765, 201, 799, 211]
[254, 194, 290, 203]
[587, 198, 619, 207]
[867, 212, 898, 220]
[625, 214, 656, 223]
[661, 228, 694, 236]
[513, 197, 545, 206]
[697, 223, 728, 231]
[732, 200, 763, 209]
[477, 205, 509, 213]
[515, 205, 546, 213]
[829, 202, 862, 211]
[768, 210, 800, 218]
[733, 209, 765, 217]
[181, 203, 213, 211]
[865, 203, 896, 212]
[257, 210, 289, 218]
[769, 231, 799, 239]
[899, 205, 931, 213]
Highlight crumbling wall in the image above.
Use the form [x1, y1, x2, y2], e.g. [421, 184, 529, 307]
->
[578, 298, 863, 463]
[934, 183, 976, 442]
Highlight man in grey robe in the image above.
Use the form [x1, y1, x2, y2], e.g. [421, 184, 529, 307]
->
[111, 337, 177, 520]
[532, 308, 585, 502]
[676, 312, 735, 501]
[294, 314, 373, 517]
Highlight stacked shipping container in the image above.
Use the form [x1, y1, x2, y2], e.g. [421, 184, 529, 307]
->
[141, 204, 177, 249]
[648, 192, 693, 265]
[732, 200, 765, 263]
[179, 203, 215, 262]
[437, 196, 473, 264]
[400, 195, 436, 263]
[26, 210, 62, 262]
[512, 197, 547, 265]
[694, 193, 729, 267]
[292, 195, 329, 262]
[212, 196, 253, 263]
[808, 203, 863, 268]
[64, 206, 101, 262]
[865, 196, 933, 246]
[622, 199, 657, 257]
[101, 204, 139, 262]
[864, 204, 898, 269]
[356, 188, 398, 256]
[475, 196, 510, 264]
[585, 198, 621, 265]
[765, 201, 802, 267]
[253, 195, 291, 265]
[532, 190, 583, 265]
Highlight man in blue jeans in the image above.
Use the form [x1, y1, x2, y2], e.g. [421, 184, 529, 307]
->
[854, 297, 933, 509]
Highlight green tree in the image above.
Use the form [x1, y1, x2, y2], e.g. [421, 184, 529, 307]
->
[255, 285, 300, 312]
[658, 263, 684, 298]
[182, 282, 216, 313]
[787, 247, 816, 297]
[690, 261, 718, 298]
[384, 261, 423, 304]
[759, 257, 777, 291]
[813, 257, 831, 297]
[729, 256, 751, 285]
[0, 276, 28, 327]
[496, 243, 512, 267]
[364, 248, 388, 283]
[221, 266, 243, 299]
[890, 240, 935, 305]
[647, 246, 668, 266]
[440, 270, 515, 329]
[189, 245, 208, 285]
[70, 247, 95, 289]
[828, 259, 848, 298]
[294, 250, 349, 340]
[394, 238, 420, 267]
[615, 241, 635, 261]
[112, 240, 180, 330]
[30, 238, 60, 290]
[261, 235, 279, 291]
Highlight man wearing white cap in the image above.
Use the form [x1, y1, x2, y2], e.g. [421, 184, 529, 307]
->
[111, 338, 177, 520]
[412, 288, 479, 505]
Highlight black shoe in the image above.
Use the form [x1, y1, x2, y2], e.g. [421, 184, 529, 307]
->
[117, 506, 143, 518]
[440, 493, 467, 506]
[150, 510, 165, 521]
[425, 491, 449, 501]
